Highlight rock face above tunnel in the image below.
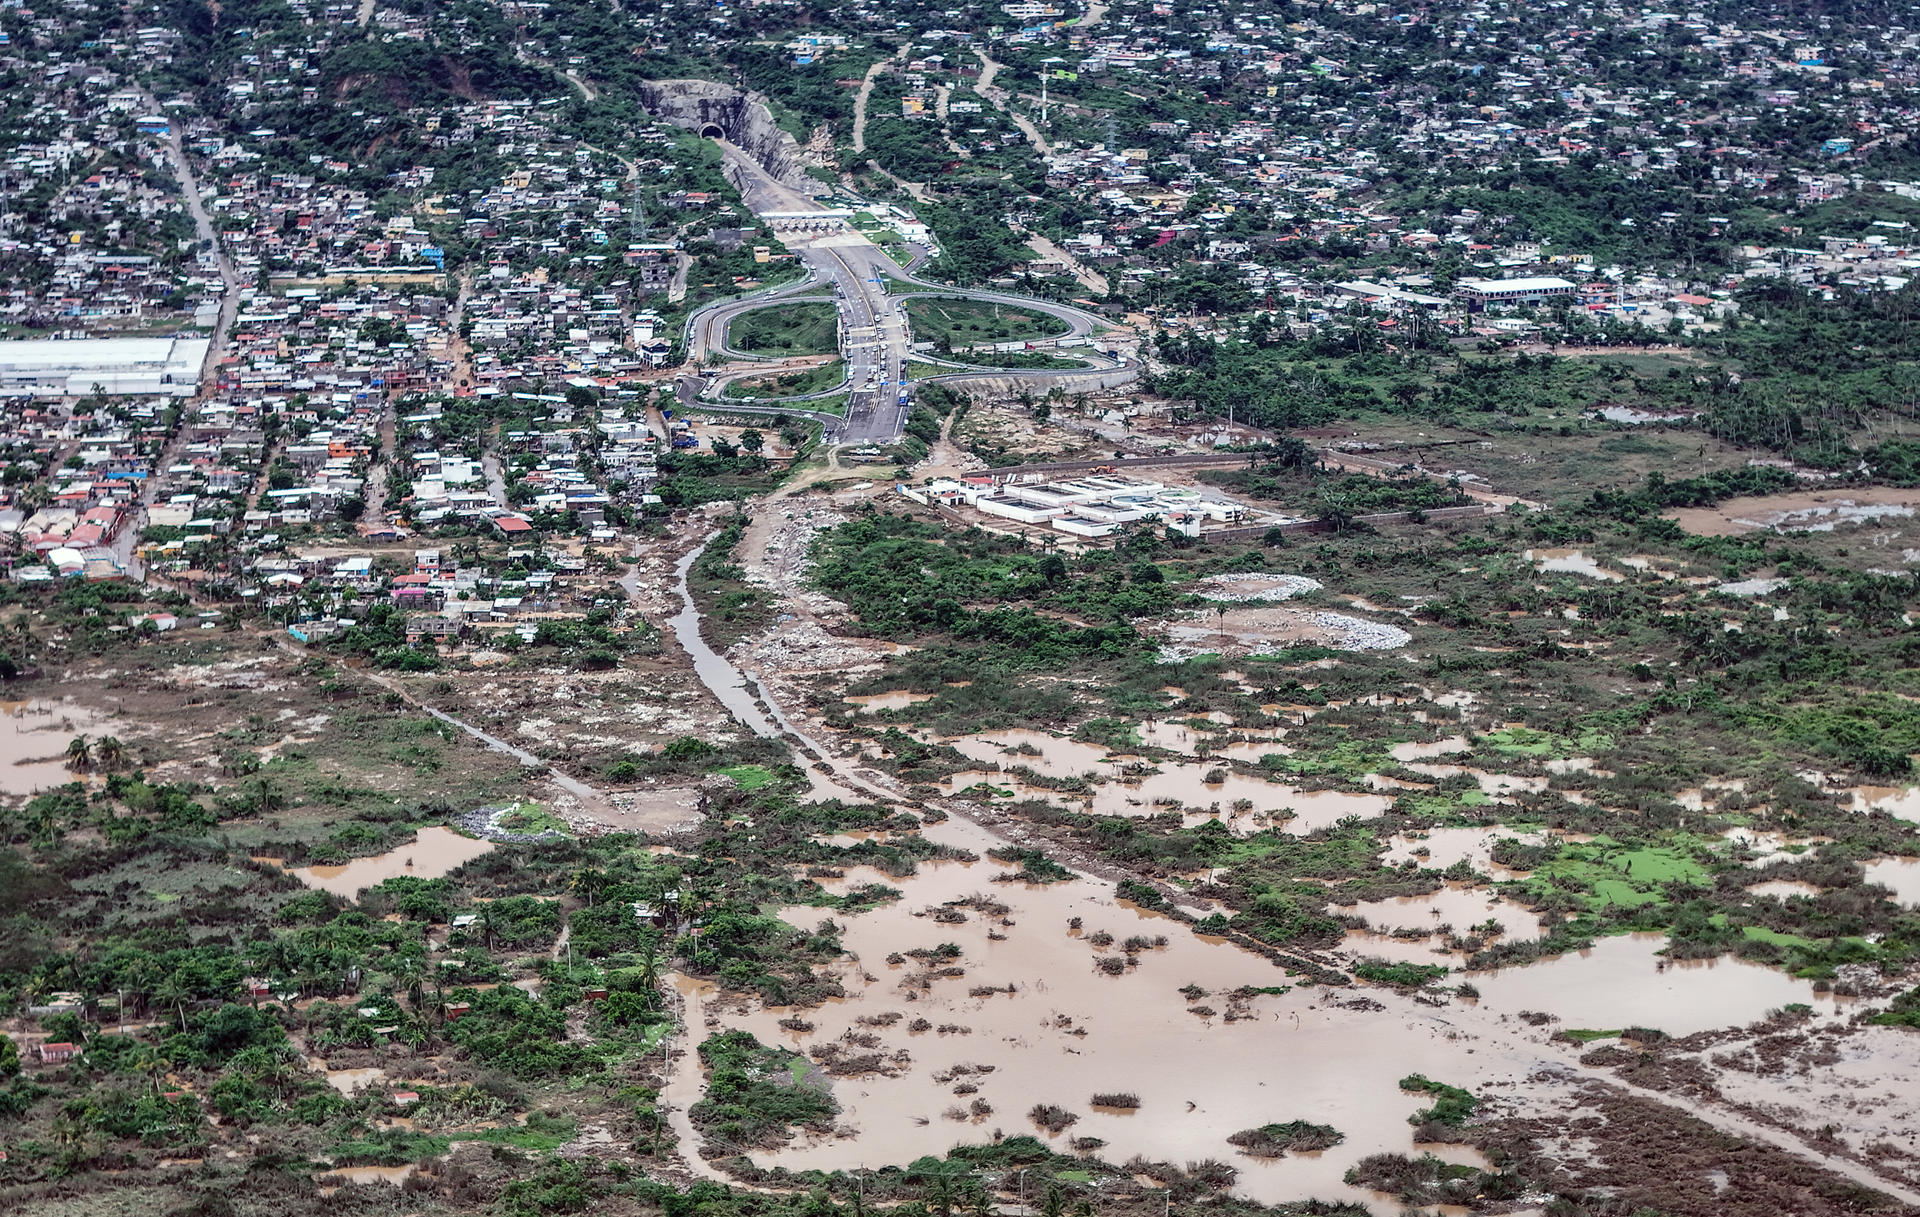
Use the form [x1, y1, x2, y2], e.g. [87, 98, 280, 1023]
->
[636, 79, 825, 200]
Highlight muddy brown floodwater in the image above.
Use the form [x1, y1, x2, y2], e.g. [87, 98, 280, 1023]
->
[1339, 884, 1544, 965]
[1850, 784, 1920, 824]
[674, 817, 1497, 1212]
[1522, 548, 1623, 581]
[268, 826, 496, 900]
[1663, 488, 1920, 536]
[1133, 719, 1291, 763]
[662, 824, 1919, 1211]
[1744, 879, 1825, 900]
[939, 730, 1388, 834]
[1380, 826, 1549, 874]
[945, 766, 1387, 836]
[1387, 737, 1471, 762]
[1396, 763, 1548, 800]
[1864, 857, 1920, 907]
[0, 699, 105, 795]
[1472, 934, 1844, 1037]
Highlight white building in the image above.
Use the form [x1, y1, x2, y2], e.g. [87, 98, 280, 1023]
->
[0, 335, 210, 397]
[1454, 277, 1577, 309]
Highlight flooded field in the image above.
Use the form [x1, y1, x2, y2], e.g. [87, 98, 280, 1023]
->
[941, 729, 1386, 833]
[320, 1164, 417, 1189]
[947, 765, 1388, 834]
[1339, 885, 1543, 964]
[1719, 826, 1831, 865]
[942, 729, 1122, 779]
[0, 699, 106, 796]
[675, 817, 1500, 1210]
[1744, 879, 1825, 900]
[1850, 784, 1920, 823]
[1397, 763, 1548, 800]
[669, 815, 1881, 1211]
[1864, 857, 1920, 906]
[1664, 488, 1920, 536]
[272, 826, 496, 899]
[1473, 934, 1844, 1037]
[1388, 737, 1471, 762]
[1381, 826, 1548, 873]
[847, 691, 937, 714]
[1522, 548, 1623, 581]
[1134, 719, 1291, 763]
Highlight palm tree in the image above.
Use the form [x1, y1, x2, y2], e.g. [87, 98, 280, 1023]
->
[637, 939, 662, 1012]
[571, 867, 609, 908]
[94, 736, 126, 770]
[26, 799, 61, 845]
[63, 735, 92, 771]
[250, 777, 284, 815]
[152, 972, 193, 1033]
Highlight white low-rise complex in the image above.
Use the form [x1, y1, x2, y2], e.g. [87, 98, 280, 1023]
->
[0, 335, 210, 397]
[900, 474, 1300, 539]
[1454, 276, 1578, 309]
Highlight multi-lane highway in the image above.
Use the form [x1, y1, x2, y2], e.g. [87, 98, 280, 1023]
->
[679, 137, 1136, 445]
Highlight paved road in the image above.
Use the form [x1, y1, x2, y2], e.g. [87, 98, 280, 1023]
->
[681, 137, 1137, 445]
[684, 274, 829, 365]
[118, 90, 246, 578]
[145, 91, 243, 407]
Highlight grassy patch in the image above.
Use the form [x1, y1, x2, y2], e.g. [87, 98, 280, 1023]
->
[728, 302, 839, 356]
[1506, 840, 1713, 911]
[721, 359, 846, 401]
[1354, 960, 1449, 987]
[717, 763, 777, 790]
[1741, 925, 1823, 950]
[1400, 1075, 1477, 1128]
[1560, 1028, 1623, 1043]
[904, 296, 1069, 347]
[491, 801, 571, 837]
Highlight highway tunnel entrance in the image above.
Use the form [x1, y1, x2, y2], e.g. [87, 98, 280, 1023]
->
[699, 123, 726, 139]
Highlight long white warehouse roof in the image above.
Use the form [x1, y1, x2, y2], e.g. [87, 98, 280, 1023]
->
[0, 335, 210, 397]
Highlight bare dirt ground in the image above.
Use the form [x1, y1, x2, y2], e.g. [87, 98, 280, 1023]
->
[35, 635, 539, 847]
[728, 482, 907, 687]
[951, 395, 1112, 461]
[1665, 487, 1920, 537]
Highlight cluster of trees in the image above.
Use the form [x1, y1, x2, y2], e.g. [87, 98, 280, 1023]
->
[921, 192, 1038, 285]
[1149, 333, 1379, 429]
[810, 511, 1186, 644]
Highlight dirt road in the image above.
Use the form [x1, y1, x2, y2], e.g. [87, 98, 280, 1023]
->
[851, 52, 902, 154]
[974, 50, 1054, 158]
[1025, 231, 1108, 295]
